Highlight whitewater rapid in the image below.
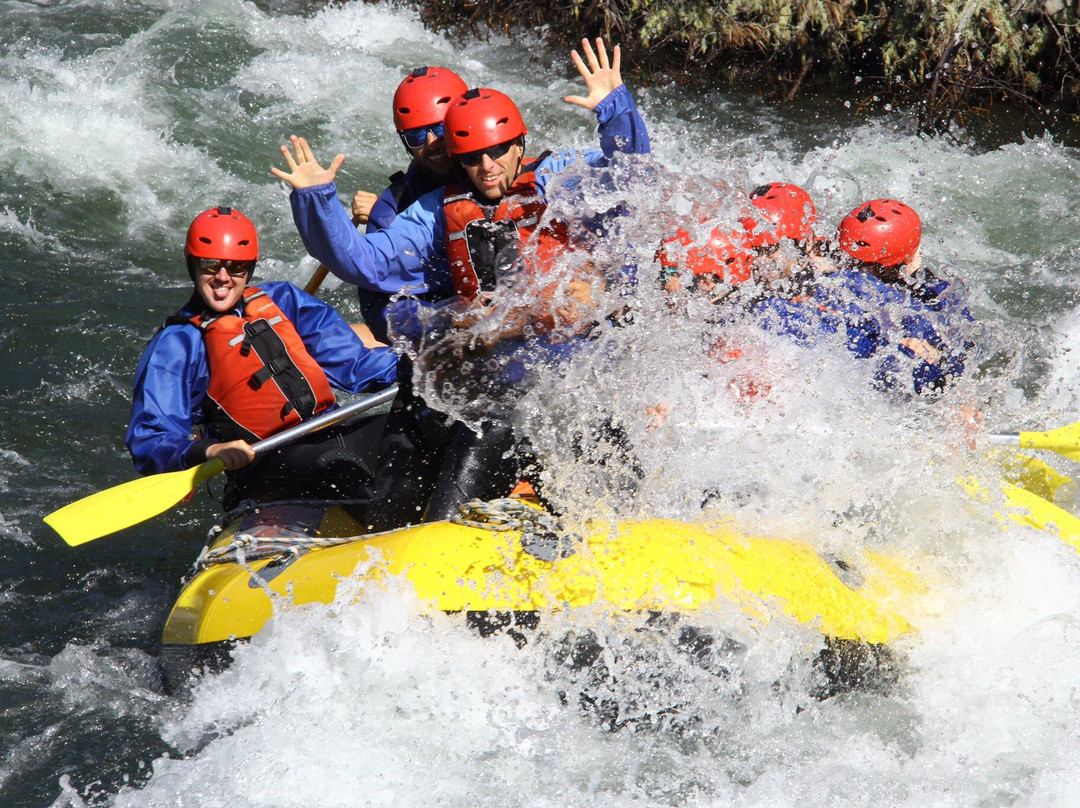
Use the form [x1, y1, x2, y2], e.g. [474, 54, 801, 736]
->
[4, 1, 1080, 806]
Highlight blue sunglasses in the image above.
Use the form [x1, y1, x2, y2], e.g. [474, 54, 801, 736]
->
[399, 122, 445, 150]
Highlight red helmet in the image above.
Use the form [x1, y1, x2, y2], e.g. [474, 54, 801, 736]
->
[184, 207, 258, 261]
[688, 227, 754, 284]
[392, 66, 468, 131]
[657, 227, 753, 284]
[444, 88, 527, 156]
[838, 199, 921, 267]
[741, 183, 817, 248]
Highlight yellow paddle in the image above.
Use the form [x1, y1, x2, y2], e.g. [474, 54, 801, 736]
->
[44, 385, 399, 547]
[990, 422, 1080, 463]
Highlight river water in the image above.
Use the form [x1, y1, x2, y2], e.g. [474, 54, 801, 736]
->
[5, 0, 1080, 805]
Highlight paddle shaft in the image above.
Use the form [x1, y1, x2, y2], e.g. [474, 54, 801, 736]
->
[253, 384, 398, 455]
[44, 385, 399, 546]
[303, 265, 330, 295]
[989, 428, 1080, 463]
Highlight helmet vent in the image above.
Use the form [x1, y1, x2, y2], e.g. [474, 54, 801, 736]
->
[496, 117, 508, 126]
[198, 236, 212, 244]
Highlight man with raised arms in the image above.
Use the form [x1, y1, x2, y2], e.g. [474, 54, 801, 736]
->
[272, 38, 650, 518]
[272, 38, 648, 334]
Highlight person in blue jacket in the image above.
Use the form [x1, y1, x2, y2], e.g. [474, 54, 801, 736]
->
[837, 198, 973, 328]
[126, 207, 412, 518]
[271, 38, 650, 518]
[751, 266, 970, 396]
[348, 66, 470, 341]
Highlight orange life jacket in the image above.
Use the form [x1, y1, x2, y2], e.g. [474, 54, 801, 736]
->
[190, 287, 336, 442]
[443, 154, 569, 299]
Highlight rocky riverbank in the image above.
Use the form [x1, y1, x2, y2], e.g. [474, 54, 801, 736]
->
[409, 0, 1080, 136]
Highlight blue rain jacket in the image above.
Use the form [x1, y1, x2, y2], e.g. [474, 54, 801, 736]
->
[752, 270, 973, 395]
[366, 160, 448, 234]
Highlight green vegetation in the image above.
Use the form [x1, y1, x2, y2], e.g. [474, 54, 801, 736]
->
[410, 0, 1080, 133]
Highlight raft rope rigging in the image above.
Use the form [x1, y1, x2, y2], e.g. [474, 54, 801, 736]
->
[195, 529, 358, 570]
[451, 497, 554, 530]
[452, 498, 578, 562]
[193, 496, 575, 570]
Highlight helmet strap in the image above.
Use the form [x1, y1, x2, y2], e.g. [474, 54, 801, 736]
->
[512, 136, 526, 181]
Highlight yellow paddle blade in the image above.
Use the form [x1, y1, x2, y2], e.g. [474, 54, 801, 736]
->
[1001, 482, 1080, 553]
[995, 450, 1076, 504]
[1019, 422, 1080, 463]
[44, 459, 226, 547]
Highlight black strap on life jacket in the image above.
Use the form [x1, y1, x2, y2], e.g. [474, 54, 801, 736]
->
[462, 215, 520, 293]
[234, 314, 319, 421]
[525, 151, 552, 172]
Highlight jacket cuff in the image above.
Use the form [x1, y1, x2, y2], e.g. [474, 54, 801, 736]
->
[185, 439, 215, 468]
[290, 181, 338, 202]
[594, 84, 632, 125]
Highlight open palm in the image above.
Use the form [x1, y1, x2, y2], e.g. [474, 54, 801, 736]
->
[271, 135, 345, 189]
[564, 38, 623, 111]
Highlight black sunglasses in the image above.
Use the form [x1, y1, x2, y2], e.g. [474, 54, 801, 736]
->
[399, 122, 445, 150]
[197, 259, 255, 278]
[457, 140, 515, 167]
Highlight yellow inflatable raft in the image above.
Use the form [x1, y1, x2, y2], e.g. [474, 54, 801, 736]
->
[158, 496, 924, 688]
[157, 452, 1080, 692]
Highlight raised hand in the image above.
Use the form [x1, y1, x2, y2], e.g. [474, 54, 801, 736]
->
[271, 135, 345, 190]
[563, 37, 623, 111]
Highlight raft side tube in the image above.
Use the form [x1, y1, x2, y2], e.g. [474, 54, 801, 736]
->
[161, 514, 917, 647]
